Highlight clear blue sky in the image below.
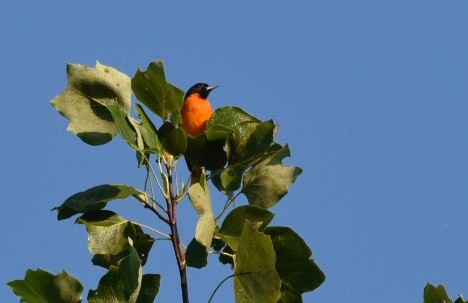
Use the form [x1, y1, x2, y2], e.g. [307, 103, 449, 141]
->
[2, 1, 467, 302]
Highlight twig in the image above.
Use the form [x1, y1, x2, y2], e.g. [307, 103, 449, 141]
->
[164, 157, 190, 303]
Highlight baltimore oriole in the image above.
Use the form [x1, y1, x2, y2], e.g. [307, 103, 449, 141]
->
[181, 83, 218, 137]
[181, 83, 226, 184]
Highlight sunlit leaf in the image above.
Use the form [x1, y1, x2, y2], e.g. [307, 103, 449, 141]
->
[227, 120, 275, 164]
[186, 173, 216, 268]
[217, 205, 274, 251]
[205, 106, 260, 140]
[424, 283, 466, 303]
[242, 145, 302, 208]
[91, 222, 155, 269]
[132, 60, 184, 121]
[277, 286, 303, 303]
[51, 62, 131, 145]
[234, 221, 281, 303]
[53, 184, 144, 220]
[76, 210, 129, 255]
[77, 211, 155, 264]
[8, 269, 83, 303]
[211, 143, 284, 192]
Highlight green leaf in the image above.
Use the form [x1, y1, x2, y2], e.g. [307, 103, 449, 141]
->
[185, 134, 227, 171]
[424, 283, 467, 303]
[205, 106, 260, 140]
[53, 184, 143, 220]
[265, 227, 325, 296]
[88, 266, 125, 303]
[135, 104, 162, 153]
[136, 274, 161, 303]
[106, 103, 140, 150]
[218, 164, 248, 192]
[76, 210, 129, 255]
[186, 173, 216, 268]
[158, 122, 187, 156]
[217, 205, 274, 251]
[186, 239, 209, 269]
[88, 244, 142, 303]
[227, 120, 275, 164]
[234, 220, 281, 303]
[277, 286, 303, 303]
[131, 60, 184, 121]
[118, 244, 142, 301]
[77, 211, 155, 262]
[242, 145, 302, 208]
[51, 62, 131, 145]
[8, 269, 83, 303]
[211, 143, 284, 192]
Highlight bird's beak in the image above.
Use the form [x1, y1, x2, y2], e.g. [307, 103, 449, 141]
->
[206, 85, 219, 92]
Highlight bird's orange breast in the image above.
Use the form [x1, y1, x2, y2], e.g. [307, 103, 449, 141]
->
[180, 94, 214, 137]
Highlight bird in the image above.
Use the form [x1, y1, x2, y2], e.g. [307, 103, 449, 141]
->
[180, 83, 226, 184]
[180, 83, 218, 137]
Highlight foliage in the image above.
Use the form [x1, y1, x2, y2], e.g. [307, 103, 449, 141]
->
[12, 59, 462, 302]
[424, 284, 467, 303]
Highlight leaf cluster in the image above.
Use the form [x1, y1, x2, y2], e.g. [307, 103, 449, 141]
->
[9, 60, 323, 303]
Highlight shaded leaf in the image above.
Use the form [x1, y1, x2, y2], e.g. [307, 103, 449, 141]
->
[118, 244, 142, 301]
[186, 239, 209, 269]
[88, 266, 125, 303]
[51, 62, 131, 145]
[53, 184, 143, 220]
[158, 121, 187, 156]
[107, 103, 140, 149]
[242, 145, 302, 208]
[265, 227, 325, 295]
[185, 134, 227, 171]
[135, 104, 161, 153]
[88, 244, 142, 303]
[234, 221, 281, 303]
[136, 274, 161, 303]
[205, 106, 260, 140]
[8, 269, 83, 303]
[132, 60, 184, 121]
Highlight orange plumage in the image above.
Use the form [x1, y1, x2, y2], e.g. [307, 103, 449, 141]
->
[180, 93, 214, 137]
[180, 83, 218, 137]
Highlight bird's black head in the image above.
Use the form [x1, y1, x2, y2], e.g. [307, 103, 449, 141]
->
[185, 83, 219, 99]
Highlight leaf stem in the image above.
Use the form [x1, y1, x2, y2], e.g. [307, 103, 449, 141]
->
[132, 222, 171, 239]
[207, 272, 251, 303]
[215, 191, 242, 222]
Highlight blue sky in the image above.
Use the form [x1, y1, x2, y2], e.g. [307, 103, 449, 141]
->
[2, 1, 467, 302]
